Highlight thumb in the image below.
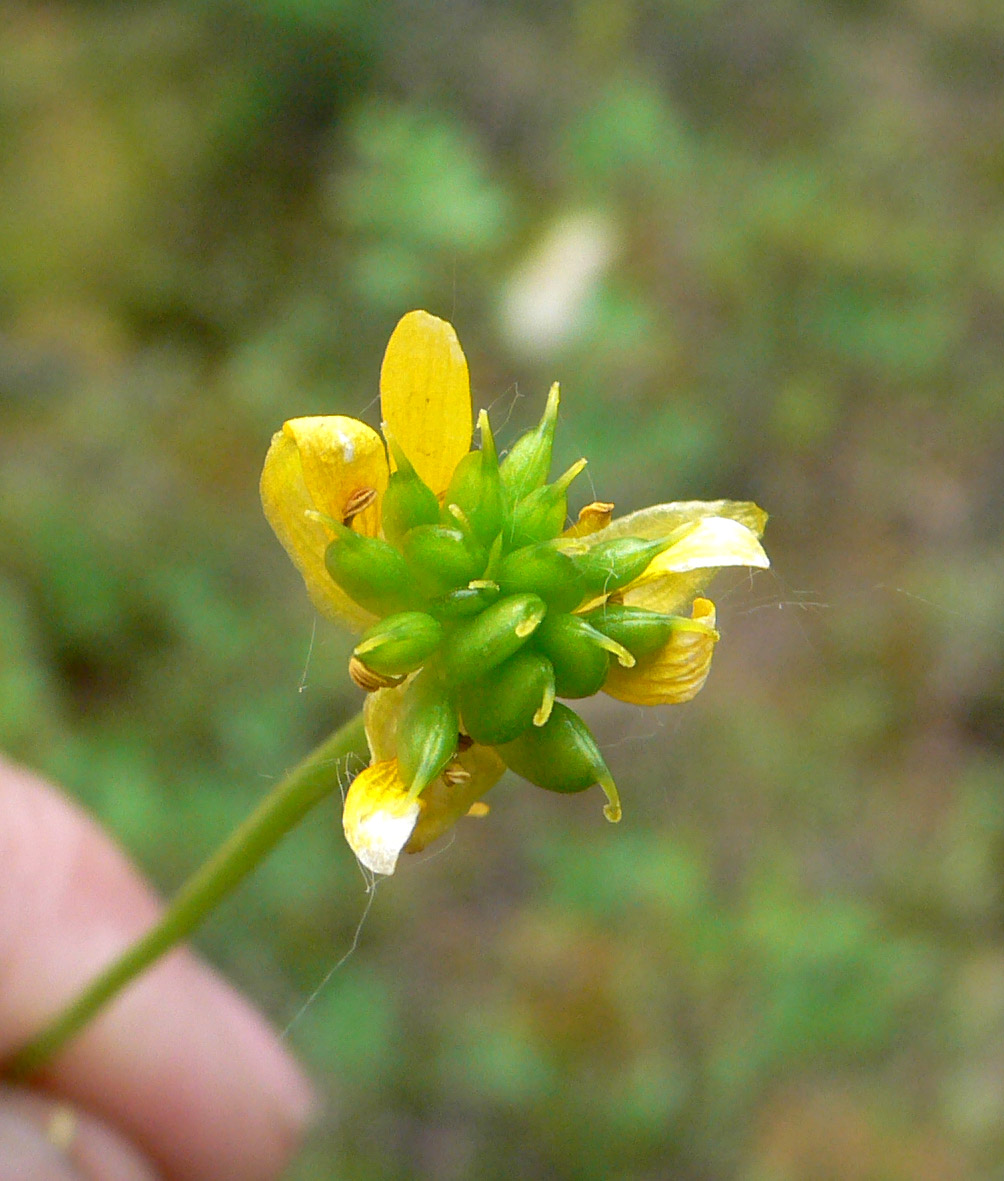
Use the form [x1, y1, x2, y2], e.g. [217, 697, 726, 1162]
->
[0, 1084, 157, 1180]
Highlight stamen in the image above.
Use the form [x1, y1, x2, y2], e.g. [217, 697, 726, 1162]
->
[466, 801, 490, 818]
[342, 486, 378, 524]
[348, 656, 403, 693]
[566, 501, 615, 538]
[442, 763, 472, 787]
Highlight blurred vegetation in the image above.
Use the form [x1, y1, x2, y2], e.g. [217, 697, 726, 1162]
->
[3, 0, 1004, 1177]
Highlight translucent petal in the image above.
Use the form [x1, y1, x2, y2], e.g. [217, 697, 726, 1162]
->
[380, 310, 473, 497]
[588, 499, 767, 544]
[603, 598, 720, 706]
[342, 760, 420, 875]
[260, 426, 382, 630]
[621, 517, 767, 613]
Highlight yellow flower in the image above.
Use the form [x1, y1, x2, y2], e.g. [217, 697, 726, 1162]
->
[261, 309, 769, 874]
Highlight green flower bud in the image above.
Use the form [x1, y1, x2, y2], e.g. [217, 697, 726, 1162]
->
[442, 592, 547, 682]
[496, 542, 587, 614]
[500, 381, 560, 500]
[508, 458, 588, 549]
[458, 649, 556, 745]
[396, 667, 459, 796]
[498, 702, 621, 821]
[429, 580, 501, 620]
[353, 611, 443, 678]
[574, 535, 677, 599]
[442, 411, 504, 547]
[533, 612, 635, 699]
[380, 437, 441, 547]
[322, 520, 413, 616]
[402, 525, 487, 597]
[581, 603, 680, 659]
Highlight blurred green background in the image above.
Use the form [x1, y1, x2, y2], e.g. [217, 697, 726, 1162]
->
[3, 0, 1004, 1176]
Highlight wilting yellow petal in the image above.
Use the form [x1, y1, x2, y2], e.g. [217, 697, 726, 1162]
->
[406, 742, 506, 853]
[342, 759, 421, 875]
[282, 416, 388, 537]
[603, 598, 719, 706]
[564, 500, 615, 538]
[363, 680, 407, 763]
[380, 310, 472, 496]
[260, 426, 380, 630]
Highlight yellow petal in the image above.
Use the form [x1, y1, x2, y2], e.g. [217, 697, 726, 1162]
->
[406, 742, 506, 854]
[281, 415, 388, 537]
[363, 679, 407, 763]
[380, 310, 472, 496]
[260, 425, 381, 630]
[603, 598, 719, 706]
[342, 759, 421, 875]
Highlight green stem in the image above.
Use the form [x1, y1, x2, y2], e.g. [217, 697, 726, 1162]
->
[5, 710, 368, 1082]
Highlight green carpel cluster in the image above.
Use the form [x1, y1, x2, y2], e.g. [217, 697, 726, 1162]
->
[321, 388, 680, 819]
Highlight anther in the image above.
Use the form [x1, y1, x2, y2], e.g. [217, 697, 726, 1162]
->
[442, 763, 472, 787]
[348, 655, 403, 692]
[342, 486, 378, 524]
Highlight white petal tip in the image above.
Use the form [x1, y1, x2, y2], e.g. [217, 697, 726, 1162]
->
[345, 802, 420, 876]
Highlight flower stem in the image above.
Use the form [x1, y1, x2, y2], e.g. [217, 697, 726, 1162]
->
[5, 710, 368, 1082]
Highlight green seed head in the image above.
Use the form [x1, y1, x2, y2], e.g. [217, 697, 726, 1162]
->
[458, 649, 556, 745]
[496, 541, 588, 613]
[499, 381, 560, 501]
[442, 411, 504, 548]
[582, 603, 681, 659]
[353, 611, 444, 678]
[380, 437, 441, 547]
[532, 612, 633, 699]
[323, 522, 414, 616]
[574, 534, 678, 599]
[401, 525, 487, 597]
[497, 702, 621, 821]
[441, 592, 547, 682]
[395, 667, 460, 797]
[507, 457, 588, 549]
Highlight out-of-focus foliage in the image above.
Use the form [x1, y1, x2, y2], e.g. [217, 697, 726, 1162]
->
[3, 0, 1004, 1176]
